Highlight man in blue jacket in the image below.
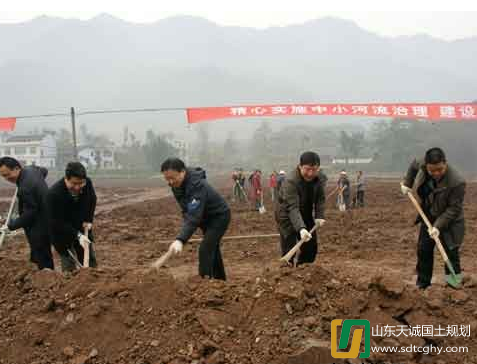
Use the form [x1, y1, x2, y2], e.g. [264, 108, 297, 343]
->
[161, 158, 230, 280]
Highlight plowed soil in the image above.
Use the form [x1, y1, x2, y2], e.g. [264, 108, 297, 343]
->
[1, 179, 476, 364]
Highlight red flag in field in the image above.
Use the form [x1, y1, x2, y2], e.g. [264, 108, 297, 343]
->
[0, 118, 16, 131]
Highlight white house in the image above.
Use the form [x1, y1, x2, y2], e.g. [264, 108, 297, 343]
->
[332, 157, 373, 165]
[0, 134, 57, 168]
[78, 145, 117, 169]
[165, 137, 189, 163]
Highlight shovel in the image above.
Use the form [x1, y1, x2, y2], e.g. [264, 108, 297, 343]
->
[0, 188, 18, 249]
[151, 245, 174, 270]
[338, 186, 347, 212]
[280, 222, 319, 264]
[81, 225, 91, 268]
[258, 191, 266, 214]
[326, 186, 339, 200]
[338, 198, 346, 212]
[67, 249, 83, 269]
[404, 186, 461, 288]
[237, 181, 249, 202]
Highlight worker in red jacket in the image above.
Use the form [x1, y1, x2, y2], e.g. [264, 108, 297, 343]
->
[250, 170, 263, 211]
[269, 171, 278, 202]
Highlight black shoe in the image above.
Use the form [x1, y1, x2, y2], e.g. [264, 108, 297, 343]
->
[417, 281, 431, 290]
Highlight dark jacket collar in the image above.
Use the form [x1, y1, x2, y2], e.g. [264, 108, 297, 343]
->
[15, 168, 25, 186]
[415, 160, 464, 191]
[293, 166, 321, 185]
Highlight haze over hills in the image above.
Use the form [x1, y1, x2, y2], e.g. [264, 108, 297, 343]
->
[1, 14, 476, 141]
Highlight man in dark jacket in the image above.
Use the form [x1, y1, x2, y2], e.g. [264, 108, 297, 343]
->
[275, 151, 327, 265]
[337, 170, 351, 210]
[0, 157, 53, 269]
[276, 170, 286, 193]
[401, 147, 465, 289]
[231, 169, 240, 202]
[161, 158, 230, 280]
[237, 168, 246, 202]
[356, 171, 366, 208]
[48, 162, 97, 272]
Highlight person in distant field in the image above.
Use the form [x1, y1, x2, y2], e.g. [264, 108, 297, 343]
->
[269, 171, 278, 202]
[231, 169, 240, 202]
[250, 170, 263, 211]
[356, 170, 366, 208]
[276, 170, 286, 193]
[237, 168, 246, 202]
[337, 170, 351, 210]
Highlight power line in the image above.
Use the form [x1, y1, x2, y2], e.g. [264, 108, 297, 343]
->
[5, 107, 187, 120]
[77, 107, 186, 116]
[15, 113, 69, 120]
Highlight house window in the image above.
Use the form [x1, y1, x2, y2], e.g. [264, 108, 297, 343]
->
[15, 147, 27, 155]
[41, 150, 45, 157]
[103, 150, 112, 158]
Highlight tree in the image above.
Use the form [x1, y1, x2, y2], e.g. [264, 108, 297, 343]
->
[56, 128, 74, 169]
[122, 126, 129, 147]
[94, 150, 102, 171]
[370, 119, 427, 171]
[339, 130, 366, 167]
[223, 132, 240, 167]
[79, 123, 94, 145]
[143, 130, 178, 171]
[196, 124, 210, 167]
[249, 122, 273, 170]
[116, 130, 148, 174]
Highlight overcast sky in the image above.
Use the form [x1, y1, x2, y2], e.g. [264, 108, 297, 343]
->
[1, 2, 477, 41]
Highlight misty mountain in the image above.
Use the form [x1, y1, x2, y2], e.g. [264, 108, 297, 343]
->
[1, 14, 476, 141]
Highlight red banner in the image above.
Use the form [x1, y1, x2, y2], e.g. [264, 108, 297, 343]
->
[0, 118, 16, 131]
[187, 103, 477, 124]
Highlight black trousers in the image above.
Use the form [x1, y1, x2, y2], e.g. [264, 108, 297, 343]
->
[357, 191, 365, 207]
[26, 231, 54, 270]
[416, 224, 461, 288]
[337, 194, 351, 209]
[198, 209, 230, 280]
[280, 225, 318, 265]
[60, 232, 98, 272]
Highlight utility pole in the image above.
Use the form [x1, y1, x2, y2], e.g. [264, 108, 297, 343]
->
[70, 107, 78, 161]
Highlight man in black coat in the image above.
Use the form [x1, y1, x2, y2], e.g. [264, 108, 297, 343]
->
[401, 147, 466, 289]
[0, 157, 53, 269]
[161, 158, 230, 280]
[275, 152, 327, 265]
[48, 162, 97, 272]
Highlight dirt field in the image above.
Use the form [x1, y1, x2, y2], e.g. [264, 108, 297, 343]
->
[0, 179, 476, 364]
